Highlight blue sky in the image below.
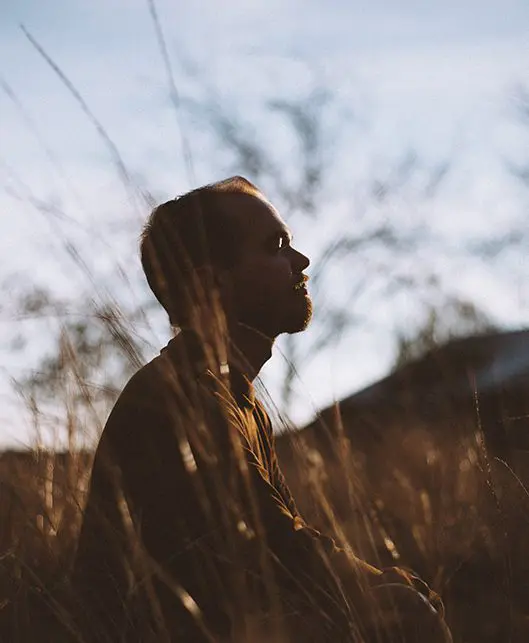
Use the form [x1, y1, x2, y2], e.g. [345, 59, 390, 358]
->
[1, 0, 529, 445]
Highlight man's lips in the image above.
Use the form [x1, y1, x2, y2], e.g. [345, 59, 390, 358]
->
[292, 275, 309, 291]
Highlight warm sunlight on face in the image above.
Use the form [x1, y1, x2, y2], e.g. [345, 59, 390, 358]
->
[224, 193, 312, 338]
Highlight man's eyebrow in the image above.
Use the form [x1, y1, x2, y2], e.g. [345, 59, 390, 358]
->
[266, 228, 292, 243]
[280, 228, 293, 242]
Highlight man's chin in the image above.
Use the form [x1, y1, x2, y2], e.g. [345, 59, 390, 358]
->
[285, 318, 312, 335]
[241, 298, 313, 338]
[283, 301, 313, 334]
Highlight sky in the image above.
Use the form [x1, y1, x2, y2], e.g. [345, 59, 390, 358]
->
[1, 0, 529, 446]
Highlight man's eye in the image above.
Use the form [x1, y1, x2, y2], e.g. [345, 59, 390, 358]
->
[268, 236, 283, 252]
[277, 235, 291, 250]
[268, 233, 290, 253]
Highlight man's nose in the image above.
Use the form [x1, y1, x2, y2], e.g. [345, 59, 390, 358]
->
[290, 247, 310, 272]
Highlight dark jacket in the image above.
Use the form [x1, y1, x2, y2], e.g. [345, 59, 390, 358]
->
[72, 330, 451, 642]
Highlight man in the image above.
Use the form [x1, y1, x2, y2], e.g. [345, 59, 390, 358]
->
[72, 177, 451, 642]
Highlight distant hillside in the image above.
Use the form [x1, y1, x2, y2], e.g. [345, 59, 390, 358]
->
[281, 328, 529, 456]
[276, 329, 529, 642]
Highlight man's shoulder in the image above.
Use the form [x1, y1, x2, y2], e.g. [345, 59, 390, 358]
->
[121, 332, 207, 401]
[102, 333, 208, 432]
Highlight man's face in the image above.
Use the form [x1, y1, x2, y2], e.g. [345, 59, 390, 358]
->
[221, 193, 312, 338]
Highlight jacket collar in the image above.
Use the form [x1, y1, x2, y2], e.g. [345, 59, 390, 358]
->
[162, 329, 256, 410]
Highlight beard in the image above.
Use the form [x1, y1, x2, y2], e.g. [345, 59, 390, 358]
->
[238, 289, 313, 339]
[284, 290, 313, 334]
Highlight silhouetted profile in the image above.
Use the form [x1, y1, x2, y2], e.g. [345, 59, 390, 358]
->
[71, 177, 452, 641]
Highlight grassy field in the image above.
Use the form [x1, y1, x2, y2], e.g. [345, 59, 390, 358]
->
[2, 331, 529, 641]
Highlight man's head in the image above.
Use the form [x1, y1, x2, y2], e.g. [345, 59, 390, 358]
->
[140, 176, 312, 339]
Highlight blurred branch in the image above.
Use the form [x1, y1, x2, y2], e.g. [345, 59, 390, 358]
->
[467, 231, 525, 260]
[268, 89, 330, 215]
[392, 296, 497, 372]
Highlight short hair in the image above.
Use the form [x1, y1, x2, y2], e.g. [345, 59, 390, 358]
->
[140, 176, 262, 325]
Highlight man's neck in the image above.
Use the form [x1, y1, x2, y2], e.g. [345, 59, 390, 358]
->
[228, 322, 275, 382]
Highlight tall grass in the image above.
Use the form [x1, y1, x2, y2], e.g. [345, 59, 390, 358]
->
[3, 327, 529, 642]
